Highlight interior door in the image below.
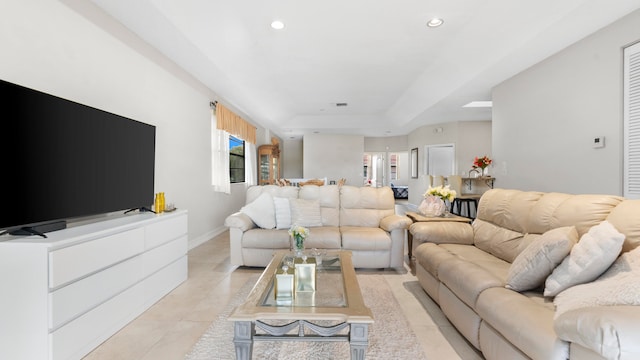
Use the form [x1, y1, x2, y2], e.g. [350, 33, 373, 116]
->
[426, 144, 455, 177]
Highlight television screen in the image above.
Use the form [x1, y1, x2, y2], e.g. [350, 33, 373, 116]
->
[0, 79, 156, 233]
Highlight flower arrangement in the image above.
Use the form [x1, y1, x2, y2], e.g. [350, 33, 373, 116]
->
[423, 185, 457, 202]
[473, 155, 492, 170]
[288, 224, 310, 251]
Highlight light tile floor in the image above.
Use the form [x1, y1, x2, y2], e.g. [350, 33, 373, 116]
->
[84, 228, 473, 360]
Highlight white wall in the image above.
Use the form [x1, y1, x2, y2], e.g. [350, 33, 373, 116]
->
[0, 0, 253, 247]
[303, 134, 364, 185]
[282, 138, 303, 178]
[407, 121, 492, 205]
[493, 9, 640, 195]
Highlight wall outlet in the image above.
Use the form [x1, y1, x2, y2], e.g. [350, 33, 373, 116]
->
[593, 136, 605, 148]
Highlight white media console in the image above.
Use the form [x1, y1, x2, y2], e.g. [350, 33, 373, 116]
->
[0, 210, 188, 359]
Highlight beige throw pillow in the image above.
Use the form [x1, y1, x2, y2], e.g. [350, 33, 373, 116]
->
[239, 192, 276, 229]
[290, 198, 323, 227]
[544, 221, 625, 297]
[506, 226, 578, 292]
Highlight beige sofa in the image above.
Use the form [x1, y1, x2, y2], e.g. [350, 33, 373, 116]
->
[225, 184, 411, 269]
[411, 188, 640, 360]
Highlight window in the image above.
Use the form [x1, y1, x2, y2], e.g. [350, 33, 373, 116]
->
[229, 135, 245, 183]
[625, 41, 640, 199]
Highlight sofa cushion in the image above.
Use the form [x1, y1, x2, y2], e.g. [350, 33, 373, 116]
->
[242, 228, 289, 248]
[340, 226, 390, 250]
[299, 184, 340, 227]
[473, 219, 525, 263]
[477, 287, 569, 360]
[607, 199, 640, 253]
[506, 226, 577, 292]
[290, 198, 323, 227]
[246, 184, 299, 203]
[303, 226, 341, 249]
[440, 244, 511, 283]
[544, 221, 625, 297]
[339, 186, 395, 227]
[438, 257, 505, 309]
[415, 243, 459, 278]
[273, 197, 292, 230]
[476, 189, 543, 235]
[527, 193, 623, 237]
[240, 192, 276, 229]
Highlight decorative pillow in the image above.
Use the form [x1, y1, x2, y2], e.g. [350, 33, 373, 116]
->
[554, 258, 640, 319]
[239, 192, 275, 229]
[505, 226, 578, 292]
[273, 197, 292, 230]
[544, 221, 625, 297]
[289, 198, 323, 227]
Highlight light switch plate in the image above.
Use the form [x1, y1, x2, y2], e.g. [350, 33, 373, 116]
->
[593, 136, 605, 148]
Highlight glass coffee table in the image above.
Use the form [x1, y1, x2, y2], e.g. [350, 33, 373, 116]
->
[228, 250, 374, 359]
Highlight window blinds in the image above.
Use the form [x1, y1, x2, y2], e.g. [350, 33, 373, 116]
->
[624, 42, 640, 198]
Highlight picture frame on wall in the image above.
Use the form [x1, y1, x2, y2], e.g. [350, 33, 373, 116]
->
[411, 148, 418, 178]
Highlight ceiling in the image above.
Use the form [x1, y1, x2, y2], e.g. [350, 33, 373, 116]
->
[88, 0, 640, 139]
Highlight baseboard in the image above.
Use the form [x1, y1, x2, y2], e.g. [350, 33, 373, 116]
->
[188, 226, 227, 250]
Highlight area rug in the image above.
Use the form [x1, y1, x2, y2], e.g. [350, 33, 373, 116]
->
[185, 274, 427, 359]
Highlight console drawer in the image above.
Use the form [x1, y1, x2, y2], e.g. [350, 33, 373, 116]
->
[49, 255, 144, 330]
[145, 214, 187, 249]
[49, 228, 145, 288]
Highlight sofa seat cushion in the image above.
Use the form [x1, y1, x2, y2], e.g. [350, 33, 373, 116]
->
[440, 244, 512, 283]
[438, 258, 505, 309]
[477, 287, 569, 360]
[242, 229, 289, 249]
[340, 226, 391, 250]
[415, 243, 459, 278]
[304, 226, 341, 249]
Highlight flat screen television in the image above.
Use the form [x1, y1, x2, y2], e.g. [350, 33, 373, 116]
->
[0, 79, 156, 236]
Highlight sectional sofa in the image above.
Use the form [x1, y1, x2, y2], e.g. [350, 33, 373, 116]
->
[411, 188, 640, 360]
[224, 184, 411, 269]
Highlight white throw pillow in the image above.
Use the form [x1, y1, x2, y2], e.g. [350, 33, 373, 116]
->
[273, 197, 292, 230]
[290, 198, 323, 227]
[505, 226, 578, 292]
[554, 247, 640, 319]
[240, 192, 276, 229]
[544, 221, 625, 297]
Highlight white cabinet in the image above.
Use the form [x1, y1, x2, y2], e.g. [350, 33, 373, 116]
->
[0, 210, 188, 360]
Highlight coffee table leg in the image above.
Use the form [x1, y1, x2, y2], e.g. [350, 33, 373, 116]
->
[233, 321, 254, 360]
[350, 323, 369, 360]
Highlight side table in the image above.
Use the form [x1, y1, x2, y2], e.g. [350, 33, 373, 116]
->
[405, 211, 472, 259]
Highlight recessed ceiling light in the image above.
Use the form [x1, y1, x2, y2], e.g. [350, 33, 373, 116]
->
[426, 18, 444, 27]
[270, 20, 285, 30]
[463, 101, 493, 108]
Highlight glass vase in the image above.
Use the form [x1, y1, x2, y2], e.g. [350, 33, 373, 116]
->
[292, 235, 305, 256]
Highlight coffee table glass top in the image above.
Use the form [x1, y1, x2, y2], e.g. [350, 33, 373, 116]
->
[260, 252, 346, 308]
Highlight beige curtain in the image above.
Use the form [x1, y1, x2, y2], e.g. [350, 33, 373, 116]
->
[215, 103, 256, 144]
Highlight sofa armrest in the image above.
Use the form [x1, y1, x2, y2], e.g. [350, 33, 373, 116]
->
[554, 306, 640, 360]
[409, 221, 474, 245]
[224, 212, 257, 232]
[380, 214, 412, 232]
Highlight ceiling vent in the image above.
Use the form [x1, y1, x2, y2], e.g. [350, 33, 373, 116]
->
[336, 102, 348, 107]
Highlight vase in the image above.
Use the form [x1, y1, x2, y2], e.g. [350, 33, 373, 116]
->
[418, 195, 446, 217]
[292, 235, 305, 256]
[481, 167, 488, 177]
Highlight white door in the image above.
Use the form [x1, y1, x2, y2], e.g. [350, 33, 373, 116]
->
[426, 144, 455, 177]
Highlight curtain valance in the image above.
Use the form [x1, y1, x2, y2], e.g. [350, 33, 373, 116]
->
[215, 103, 256, 144]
